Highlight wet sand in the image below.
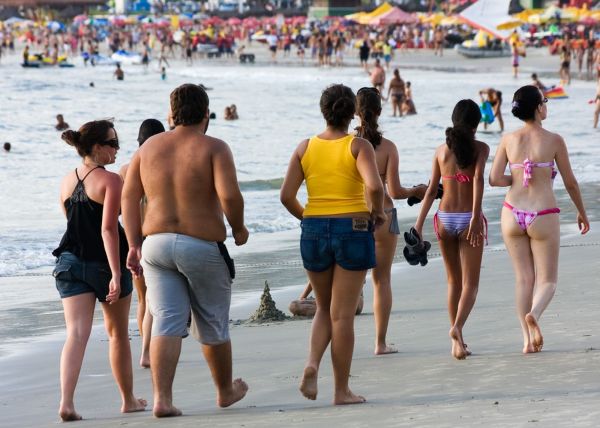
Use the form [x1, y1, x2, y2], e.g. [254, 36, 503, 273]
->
[1, 223, 598, 427]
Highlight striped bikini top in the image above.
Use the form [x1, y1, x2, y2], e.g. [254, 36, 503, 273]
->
[509, 158, 557, 187]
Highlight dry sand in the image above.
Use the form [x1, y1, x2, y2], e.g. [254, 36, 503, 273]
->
[1, 223, 599, 427]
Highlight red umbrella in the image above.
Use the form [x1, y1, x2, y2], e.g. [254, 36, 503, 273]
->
[227, 17, 242, 25]
[204, 16, 224, 26]
[292, 16, 307, 25]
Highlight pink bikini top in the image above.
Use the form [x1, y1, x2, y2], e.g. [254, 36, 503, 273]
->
[441, 172, 471, 183]
[509, 158, 557, 187]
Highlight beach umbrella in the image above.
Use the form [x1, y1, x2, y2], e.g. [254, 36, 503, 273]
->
[47, 21, 64, 32]
[227, 17, 242, 25]
[73, 15, 87, 24]
[292, 16, 307, 25]
[440, 15, 462, 26]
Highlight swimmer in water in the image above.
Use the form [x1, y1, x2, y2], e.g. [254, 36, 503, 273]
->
[368, 58, 386, 95]
[531, 73, 548, 91]
[3, 142, 11, 152]
[479, 88, 504, 132]
[161, 66, 166, 80]
[56, 114, 70, 131]
[114, 63, 124, 81]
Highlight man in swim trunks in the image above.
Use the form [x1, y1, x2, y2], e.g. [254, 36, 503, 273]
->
[122, 84, 249, 417]
[368, 58, 386, 94]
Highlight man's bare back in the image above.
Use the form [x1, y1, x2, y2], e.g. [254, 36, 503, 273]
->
[127, 126, 243, 243]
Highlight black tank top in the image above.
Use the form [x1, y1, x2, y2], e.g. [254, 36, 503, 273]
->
[52, 167, 128, 266]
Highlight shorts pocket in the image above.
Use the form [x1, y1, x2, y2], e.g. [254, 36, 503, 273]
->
[300, 236, 320, 264]
[53, 264, 74, 281]
[338, 234, 375, 270]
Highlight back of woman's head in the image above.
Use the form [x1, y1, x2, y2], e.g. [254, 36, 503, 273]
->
[62, 120, 115, 158]
[445, 99, 481, 169]
[320, 84, 356, 130]
[355, 87, 382, 148]
[137, 118, 165, 146]
[511, 85, 542, 121]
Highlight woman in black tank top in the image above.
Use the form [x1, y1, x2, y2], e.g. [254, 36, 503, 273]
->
[53, 120, 146, 421]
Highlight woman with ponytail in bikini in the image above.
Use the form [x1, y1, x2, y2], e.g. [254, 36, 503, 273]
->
[414, 100, 489, 360]
[490, 86, 589, 354]
[355, 87, 427, 355]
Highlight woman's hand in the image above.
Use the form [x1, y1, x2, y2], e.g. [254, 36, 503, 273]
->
[126, 246, 143, 278]
[466, 215, 484, 247]
[106, 275, 121, 304]
[371, 209, 387, 229]
[578, 212, 590, 235]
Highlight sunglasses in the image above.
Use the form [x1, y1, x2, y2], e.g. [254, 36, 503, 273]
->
[542, 97, 548, 103]
[101, 138, 120, 149]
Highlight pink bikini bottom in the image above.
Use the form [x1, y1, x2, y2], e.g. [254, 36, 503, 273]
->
[503, 201, 560, 231]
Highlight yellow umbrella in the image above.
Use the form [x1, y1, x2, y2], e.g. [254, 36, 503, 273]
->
[421, 13, 444, 25]
[440, 15, 461, 26]
[497, 18, 525, 30]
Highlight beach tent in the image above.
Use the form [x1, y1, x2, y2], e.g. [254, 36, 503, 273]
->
[346, 2, 393, 25]
[371, 7, 418, 26]
[459, 0, 513, 40]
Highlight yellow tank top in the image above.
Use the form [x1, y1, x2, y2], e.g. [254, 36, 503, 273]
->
[301, 135, 369, 216]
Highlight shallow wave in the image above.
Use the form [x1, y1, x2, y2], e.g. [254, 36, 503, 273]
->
[239, 177, 284, 191]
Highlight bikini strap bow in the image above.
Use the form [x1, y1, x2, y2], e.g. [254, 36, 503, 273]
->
[455, 172, 471, 183]
[522, 158, 533, 187]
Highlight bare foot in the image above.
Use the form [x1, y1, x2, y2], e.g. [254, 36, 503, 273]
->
[525, 313, 544, 352]
[153, 403, 182, 418]
[140, 354, 150, 369]
[299, 366, 318, 400]
[59, 406, 82, 422]
[122, 398, 147, 413]
[217, 378, 249, 408]
[375, 344, 398, 355]
[463, 343, 472, 356]
[522, 343, 536, 354]
[334, 389, 367, 405]
[449, 327, 467, 360]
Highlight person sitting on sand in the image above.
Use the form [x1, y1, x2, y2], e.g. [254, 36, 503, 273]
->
[114, 63, 124, 80]
[289, 282, 364, 317]
[490, 85, 589, 354]
[402, 82, 417, 116]
[55, 114, 70, 131]
[119, 118, 166, 369]
[53, 120, 147, 421]
[414, 99, 490, 360]
[280, 84, 385, 405]
[355, 87, 427, 355]
[479, 88, 504, 132]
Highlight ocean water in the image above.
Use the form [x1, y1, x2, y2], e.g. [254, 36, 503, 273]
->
[0, 56, 599, 348]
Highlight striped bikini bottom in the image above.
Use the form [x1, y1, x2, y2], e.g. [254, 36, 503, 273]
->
[434, 210, 488, 244]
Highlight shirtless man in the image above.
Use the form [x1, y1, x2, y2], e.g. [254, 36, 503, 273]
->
[368, 58, 386, 94]
[122, 84, 249, 418]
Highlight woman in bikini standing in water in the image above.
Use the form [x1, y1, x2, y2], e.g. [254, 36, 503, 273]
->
[355, 87, 427, 355]
[414, 100, 489, 360]
[490, 85, 589, 354]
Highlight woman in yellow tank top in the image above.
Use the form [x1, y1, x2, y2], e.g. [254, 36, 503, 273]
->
[280, 84, 385, 405]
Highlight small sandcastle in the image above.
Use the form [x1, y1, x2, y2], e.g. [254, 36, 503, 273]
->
[248, 281, 288, 323]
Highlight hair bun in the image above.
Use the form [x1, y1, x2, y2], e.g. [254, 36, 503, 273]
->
[61, 130, 80, 146]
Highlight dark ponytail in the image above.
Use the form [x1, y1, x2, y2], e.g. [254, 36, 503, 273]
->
[446, 99, 481, 169]
[355, 87, 383, 148]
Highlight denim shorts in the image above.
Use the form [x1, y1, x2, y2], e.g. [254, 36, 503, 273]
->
[53, 251, 133, 302]
[300, 218, 376, 272]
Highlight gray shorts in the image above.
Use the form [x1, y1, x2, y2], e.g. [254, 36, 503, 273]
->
[142, 233, 232, 345]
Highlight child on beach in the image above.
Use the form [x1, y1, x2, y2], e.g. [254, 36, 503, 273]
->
[53, 120, 146, 421]
[414, 99, 489, 360]
[355, 87, 427, 355]
[490, 85, 589, 354]
[280, 84, 385, 404]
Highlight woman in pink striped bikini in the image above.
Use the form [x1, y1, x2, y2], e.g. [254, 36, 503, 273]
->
[490, 85, 589, 354]
[415, 99, 490, 360]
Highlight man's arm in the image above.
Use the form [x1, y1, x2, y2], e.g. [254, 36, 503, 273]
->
[213, 142, 248, 245]
[121, 151, 144, 276]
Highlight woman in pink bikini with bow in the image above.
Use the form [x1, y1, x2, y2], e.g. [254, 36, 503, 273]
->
[415, 99, 489, 360]
[490, 85, 589, 354]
